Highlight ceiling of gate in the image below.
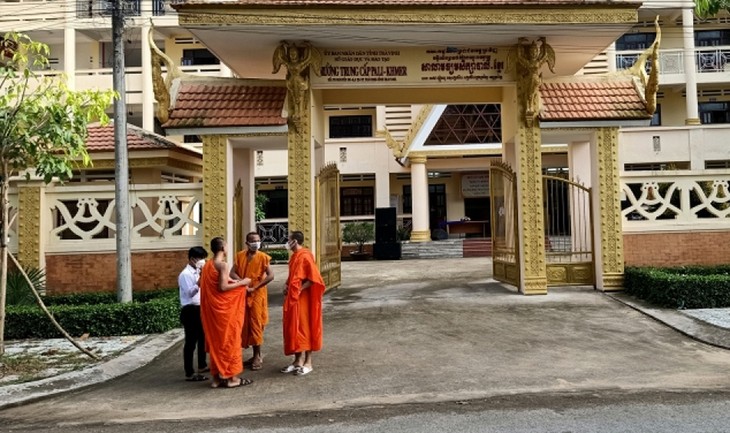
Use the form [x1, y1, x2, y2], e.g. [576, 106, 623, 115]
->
[183, 23, 633, 80]
[173, 2, 642, 82]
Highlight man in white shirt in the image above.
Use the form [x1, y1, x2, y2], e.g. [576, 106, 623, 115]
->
[179, 246, 209, 381]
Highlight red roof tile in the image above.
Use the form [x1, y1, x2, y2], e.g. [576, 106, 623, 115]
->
[539, 79, 651, 122]
[164, 81, 287, 129]
[86, 123, 195, 153]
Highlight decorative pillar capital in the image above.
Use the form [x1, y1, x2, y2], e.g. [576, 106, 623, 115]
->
[507, 37, 555, 125]
[409, 154, 427, 165]
[273, 41, 321, 133]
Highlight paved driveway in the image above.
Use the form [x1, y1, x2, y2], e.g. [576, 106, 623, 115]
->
[3, 257, 730, 428]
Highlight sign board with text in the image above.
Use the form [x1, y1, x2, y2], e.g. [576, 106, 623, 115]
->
[312, 46, 509, 88]
[462, 173, 490, 198]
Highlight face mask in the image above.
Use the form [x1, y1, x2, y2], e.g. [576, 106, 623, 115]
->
[249, 242, 261, 251]
[195, 259, 205, 270]
[285, 240, 293, 251]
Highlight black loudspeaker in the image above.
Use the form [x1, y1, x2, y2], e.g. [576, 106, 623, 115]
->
[375, 207, 397, 243]
[374, 242, 401, 260]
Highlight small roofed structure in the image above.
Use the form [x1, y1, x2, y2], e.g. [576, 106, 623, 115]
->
[78, 122, 202, 182]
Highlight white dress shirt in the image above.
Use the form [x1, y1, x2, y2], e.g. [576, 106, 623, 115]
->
[178, 264, 201, 306]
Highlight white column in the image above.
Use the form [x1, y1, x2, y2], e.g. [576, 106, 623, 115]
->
[409, 155, 430, 242]
[63, 27, 75, 90]
[141, 11, 154, 130]
[682, 8, 701, 125]
[606, 42, 617, 73]
[375, 171, 391, 208]
[568, 140, 593, 260]
[219, 63, 233, 78]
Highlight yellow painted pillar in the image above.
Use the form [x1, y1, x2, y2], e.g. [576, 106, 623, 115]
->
[510, 38, 549, 295]
[286, 90, 314, 245]
[202, 135, 229, 247]
[409, 154, 431, 242]
[275, 42, 319, 246]
[17, 181, 46, 269]
[593, 127, 624, 290]
[514, 121, 548, 295]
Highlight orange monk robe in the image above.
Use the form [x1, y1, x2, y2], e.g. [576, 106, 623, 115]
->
[235, 250, 271, 348]
[283, 248, 325, 355]
[199, 260, 247, 378]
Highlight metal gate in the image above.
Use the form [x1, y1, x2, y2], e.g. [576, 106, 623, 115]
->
[316, 163, 342, 290]
[489, 162, 519, 287]
[542, 175, 594, 286]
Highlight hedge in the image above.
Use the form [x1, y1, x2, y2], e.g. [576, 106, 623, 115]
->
[624, 266, 730, 309]
[6, 289, 180, 340]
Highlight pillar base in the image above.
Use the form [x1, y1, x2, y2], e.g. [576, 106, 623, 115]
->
[685, 118, 701, 125]
[599, 273, 624, 292]
[521, 276, 548, 295]
[409, 230, 431, 242]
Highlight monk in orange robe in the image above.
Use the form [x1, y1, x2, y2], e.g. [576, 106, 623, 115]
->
[199, 236, 252, 388]
[280, 230, 325, 377]
[231, 231, 274, 371]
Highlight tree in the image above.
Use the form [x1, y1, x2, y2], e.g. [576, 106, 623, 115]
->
[342, 221, 375, 255]
[695, 0, 730, 18]
[0, 32, 115, 355]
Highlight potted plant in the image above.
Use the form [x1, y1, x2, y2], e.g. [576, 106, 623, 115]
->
[342, 221, 375, 260]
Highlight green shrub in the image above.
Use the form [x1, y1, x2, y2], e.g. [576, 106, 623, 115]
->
[266, 248, 289, 262]
[43, 288, 177, 306]
[625, 266, 730, 309]
[6, 267, 45, 307]
[342, 221, 375, 254]
[6, 289, 180, 340]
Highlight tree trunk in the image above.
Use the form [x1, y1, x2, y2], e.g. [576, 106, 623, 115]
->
[0, 176, 8, 356]
[8, 252, 98, 360]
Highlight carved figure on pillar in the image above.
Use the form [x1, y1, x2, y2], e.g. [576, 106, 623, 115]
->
[272, 41, 321, 133]
[507, 37, 555, 126]
[147, 24, 185, 124]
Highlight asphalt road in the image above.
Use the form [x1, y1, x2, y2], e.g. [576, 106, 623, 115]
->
[4, 390, 730, 432]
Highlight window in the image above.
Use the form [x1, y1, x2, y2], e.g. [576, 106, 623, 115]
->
[181, 49, 220, 66]
[257, 189, 288, 219]
[650, 104, 661, 126]
[695, 30, 730, 47]
[700, 102, 730, 124]
[623, 162, 690, 171]
[402, 185, 412, 214]
[425, 104, 501, 145]
[615, 33, 656, 51]
[340, 187, 374, 216]
[329, 115, 372, 138]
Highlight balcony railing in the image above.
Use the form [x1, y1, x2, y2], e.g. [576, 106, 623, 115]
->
[74, 0, 173, 17]
[616, 46, 730, 75]
[76, 0, 141, 18]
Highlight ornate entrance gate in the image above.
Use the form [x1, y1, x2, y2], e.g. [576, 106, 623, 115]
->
[489, 162, 519, 286]
[316, 163, 342, 290]
[542, 175, 594, 286]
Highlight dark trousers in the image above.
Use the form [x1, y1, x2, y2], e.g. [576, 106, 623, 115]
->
[180, 304, 207, 377]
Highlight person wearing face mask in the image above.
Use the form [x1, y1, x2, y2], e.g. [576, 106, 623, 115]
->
[280, 230, 325, 377]
[200, 237, 253, 388]
[178, 246, 209, 382]
[231, 231, 274, 371]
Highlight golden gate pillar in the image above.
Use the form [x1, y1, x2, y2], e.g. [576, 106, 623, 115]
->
[592, 127, 624, 290]
[509, 37, 554, 295]
[201, 135, 231, 247]
[274, 41, 321, 245]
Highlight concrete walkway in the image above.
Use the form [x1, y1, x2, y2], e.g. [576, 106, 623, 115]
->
[3, 257, 730, 427]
